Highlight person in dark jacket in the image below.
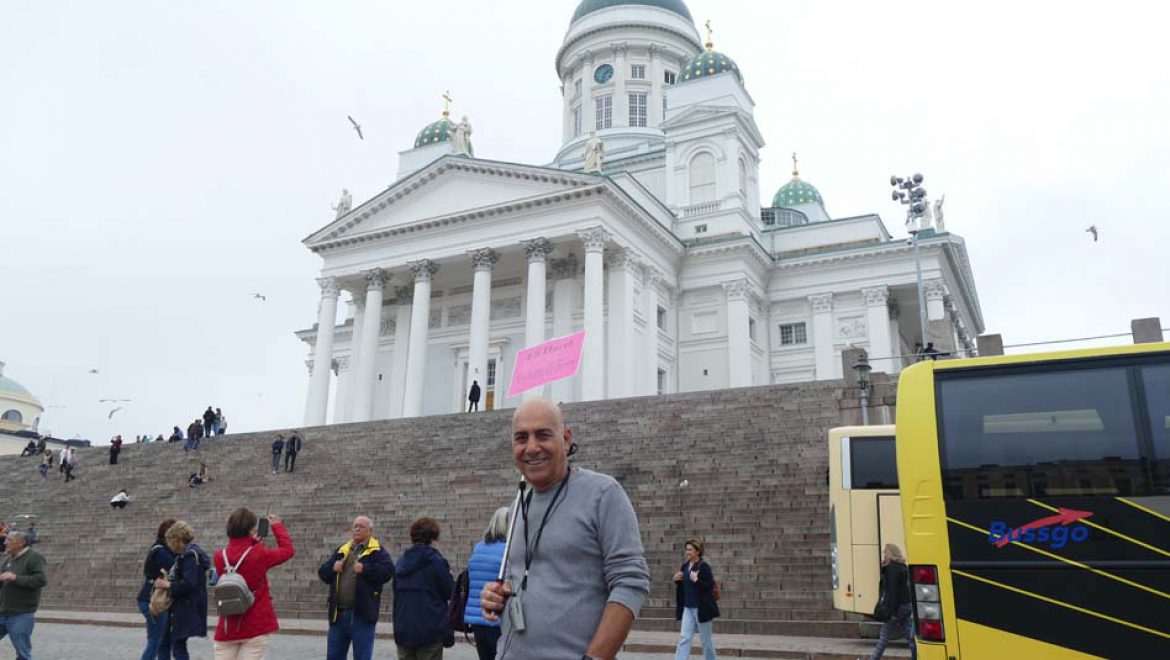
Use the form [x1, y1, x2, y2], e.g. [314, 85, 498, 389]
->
[203, 406, 218, 436]
[138, 519, 176, 660]
[270, 435, 285, 475]
[284, 432, 302, 473]
[154, 521, 210, 660]
[318, 515, 393, 660]
[673, 538, 719, 660]
[110, 435, 124, 464]
[869, 543, 916, 660]
[467, 380, 481, 412]
[392, 517, 455, 660]
[463, 507, 509, 660]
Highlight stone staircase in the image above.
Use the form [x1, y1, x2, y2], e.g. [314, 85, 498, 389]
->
[0, 381, 889, 637]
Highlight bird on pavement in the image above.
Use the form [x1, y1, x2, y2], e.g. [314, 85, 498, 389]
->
[348, 115, 364, 140]
[1086, 225, 1099, 242]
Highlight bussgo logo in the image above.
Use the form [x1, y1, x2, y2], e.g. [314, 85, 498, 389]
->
[987, 507, 1093, 549]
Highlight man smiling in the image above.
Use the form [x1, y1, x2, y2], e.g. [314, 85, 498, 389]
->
[481, 399, 650, 660]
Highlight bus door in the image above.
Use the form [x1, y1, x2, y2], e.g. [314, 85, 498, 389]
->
[845, 433, 903, 614]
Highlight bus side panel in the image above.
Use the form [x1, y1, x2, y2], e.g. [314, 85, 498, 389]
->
[877, 492, 906, 558]
[828, 431, 855, 612]
[851, 543, 880, 613]
[955, 620, 1105, 659]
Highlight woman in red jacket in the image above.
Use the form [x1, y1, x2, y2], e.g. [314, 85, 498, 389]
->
[212, 508, 295, 659]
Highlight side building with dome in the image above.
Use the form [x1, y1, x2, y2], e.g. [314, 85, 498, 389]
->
[297, 0, 984, 424]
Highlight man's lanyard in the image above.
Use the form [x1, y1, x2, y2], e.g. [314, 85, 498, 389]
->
[519, 468, 571, 592]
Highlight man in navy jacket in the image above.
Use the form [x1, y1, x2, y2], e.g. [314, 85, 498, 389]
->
[318, 516, 393, 660]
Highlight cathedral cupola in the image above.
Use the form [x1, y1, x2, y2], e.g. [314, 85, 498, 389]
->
[772, 154, 829, 221]
[570, 0, 692, 24]
[680, 21, 742, 83]
[414, 93, 458, 148]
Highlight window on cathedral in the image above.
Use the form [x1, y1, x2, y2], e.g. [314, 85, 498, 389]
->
[780, 322, 808, 346]
[694, 224, 708, 234]
[689, 152, 716, 203]
[629, 93, 647, 127]
[664, 70, 677, 85]
[1, 409, 21, 424]
[749, 317, 757, 342]
[572, 106, 582, 137]
[631, 64, 646, 79]
[487, 359, 497, 387]
[658, 369, 668, 395]
[595, 95, 612, 130]
[657, 305, 667, 330]
[738, 158, 748, 196]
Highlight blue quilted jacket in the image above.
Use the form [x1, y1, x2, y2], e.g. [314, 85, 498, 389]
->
[463, 540, 505, 627]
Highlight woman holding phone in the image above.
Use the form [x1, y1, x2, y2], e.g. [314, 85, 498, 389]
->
[212, 507, 295, 659]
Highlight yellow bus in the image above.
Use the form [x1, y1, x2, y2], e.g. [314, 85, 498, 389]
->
[828, 425, 906, 615]
[896, 342, 1170, 659]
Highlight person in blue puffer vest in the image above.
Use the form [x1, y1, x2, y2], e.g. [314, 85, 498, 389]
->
[463, 507, 510, 660]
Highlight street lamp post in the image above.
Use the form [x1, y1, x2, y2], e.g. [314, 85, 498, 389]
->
[891, 173, 930, 355]
[853, 354, 872, 426]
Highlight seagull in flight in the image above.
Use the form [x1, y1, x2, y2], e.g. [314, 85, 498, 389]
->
[253, 293, 267, 301]
[98, 398, 131, 403]
[348, 115, 364, 141]
[108, 407, 123, 419]
[88, 369, 100, 374]
[1086, 225, 1099, 242]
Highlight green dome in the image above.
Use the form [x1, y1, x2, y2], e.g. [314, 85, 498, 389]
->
[680, 49, 742, 82]
[414, 116, 456, 149]
[571, 0, 692, 23]
[0, 375, 33, 399]
[772, 178, 823, 208]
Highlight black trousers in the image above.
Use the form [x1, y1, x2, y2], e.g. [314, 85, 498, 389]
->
[285, 452, 297, 472]
[470, 625, 500, 660]
[468, 400, 479, 412]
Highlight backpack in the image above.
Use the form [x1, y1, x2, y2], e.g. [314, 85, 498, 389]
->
[214, 546, 255, 617]
[446, 568, 473, 644]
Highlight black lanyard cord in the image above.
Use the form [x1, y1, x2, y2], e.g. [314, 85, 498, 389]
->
[519, 467, 571, 591]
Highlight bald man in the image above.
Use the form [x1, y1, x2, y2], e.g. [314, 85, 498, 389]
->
[318, 516, 393, 660]
[481, 399, 650, 660]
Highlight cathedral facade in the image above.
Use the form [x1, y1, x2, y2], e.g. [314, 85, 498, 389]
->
[299, 0, 983, 424]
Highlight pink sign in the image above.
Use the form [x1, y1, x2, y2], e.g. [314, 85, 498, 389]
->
[507, 331, 587, 397]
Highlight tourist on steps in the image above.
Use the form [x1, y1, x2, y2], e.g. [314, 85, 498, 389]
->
[283, 431, 301, 473]
[215, 408, 227, 435]
[39, 448, 52, 481]
[467, 380, 481, 412]
[203, 406, 218, 437]
[480, 399, 651, 660]
[0, 530, 49, 660]
[110, 434, 123, 465]
[318, 515, 393, 660]
[867, 543, 917, 660]
[270, 435, 285, 475]
[155, 521, 210, 660]
[463, 506, 510, 660]
[63, 447, 78, 482]
[673, 538, 720, 660]
[137, 518, 176, 660]
[212, 508, 294, 659]
[393, 517, 455, 660]
[189, 462, 211, 488]
[111, 489, 131, 510]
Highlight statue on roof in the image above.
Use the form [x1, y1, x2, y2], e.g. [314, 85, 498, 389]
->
[583, 132, 605, 173]
[933, 195, 946, 232]
[451, 116, 473, 156]
[332, 189, 353, 219]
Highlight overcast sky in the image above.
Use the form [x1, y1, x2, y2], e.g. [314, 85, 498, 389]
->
[2, 0, 1167, 442]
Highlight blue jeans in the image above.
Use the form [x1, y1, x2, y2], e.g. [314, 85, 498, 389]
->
[327, 609, 376, 660]
[675, 607, 716, 660]
[870, 603, 917, 660]
[0, 612, 35, 660]
[138, 601, 172, 660]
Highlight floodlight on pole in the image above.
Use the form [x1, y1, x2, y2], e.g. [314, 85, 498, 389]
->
[890, 171, 930, 355]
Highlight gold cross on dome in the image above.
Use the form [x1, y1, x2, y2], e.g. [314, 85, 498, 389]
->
[704, 20, 714, 51]
[442, 90, 453, 116]
[792, 152, 800, 179]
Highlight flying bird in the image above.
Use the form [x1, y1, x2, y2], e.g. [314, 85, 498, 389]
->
[98, 398, 131, 403]
[88, 369, 100, 374]
[252, 293, 267, 301]
[1086, 225, 1099, 242]
[108, 407, 123, 419]
[347, 115, 364, 140]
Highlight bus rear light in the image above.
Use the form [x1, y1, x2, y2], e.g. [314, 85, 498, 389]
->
[911, 564, 945, 643]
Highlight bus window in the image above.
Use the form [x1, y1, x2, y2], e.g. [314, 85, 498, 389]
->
[938, 366, 1149, 499]
[849, 436, 898, 489]
[1143, 364, 1170, 494]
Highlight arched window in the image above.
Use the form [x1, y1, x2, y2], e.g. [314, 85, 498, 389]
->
[689, 152, 716, 204]
[738, 157, 748, 196]
[1, 410, 22, 424]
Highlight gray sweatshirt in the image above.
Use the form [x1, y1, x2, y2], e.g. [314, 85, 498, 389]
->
[499, 467, 650, 660]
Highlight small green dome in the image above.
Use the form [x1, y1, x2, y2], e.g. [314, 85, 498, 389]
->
[772, 178, 823, 208]
[0, 375, 33, 399]
[414, 116, 456, 149]
[680, 49, 742, 83]
[571, 0, 692, 23]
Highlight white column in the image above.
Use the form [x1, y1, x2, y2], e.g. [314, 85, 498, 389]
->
[809, 293, 836, 380]
[582, 51, 595, 131]
[578, 227, 609, 401]
[522, 239, 554, 400]
[343, 296, 366, 422]
[550, 254, 579, 403]
[351, 269, 387, 422]
[606, 249, 637, 399]
[862, 286, 894, 369]
[388, 286, 413, 419]
[643, 267, 662, 395]
[649, 45, 664, 127]
[332, 357, 351, 423]
[402, 260, 439, 418]
[305, 277, 341, 426]
[467, 248, 498, 401]
[724, 280, 754, 388]
[924, 279, 948, 321]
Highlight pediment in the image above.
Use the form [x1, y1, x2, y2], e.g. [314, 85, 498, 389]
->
[304, 157, 600, 247]
[661, 104, 741, 129]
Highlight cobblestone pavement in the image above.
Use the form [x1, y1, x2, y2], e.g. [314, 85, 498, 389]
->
[22, 623, 677, 659]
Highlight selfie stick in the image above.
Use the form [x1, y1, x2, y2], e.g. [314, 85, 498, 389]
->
[496, 479, 527, 583]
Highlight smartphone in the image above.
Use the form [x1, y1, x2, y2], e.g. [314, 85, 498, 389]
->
[257, 517, 270, 539]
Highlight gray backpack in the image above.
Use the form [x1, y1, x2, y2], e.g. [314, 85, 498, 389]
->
[214, 546, 255, 617]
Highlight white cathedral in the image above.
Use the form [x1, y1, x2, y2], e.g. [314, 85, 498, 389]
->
[298, 0, 984, 424]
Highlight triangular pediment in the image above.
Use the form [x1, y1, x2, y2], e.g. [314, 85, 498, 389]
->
[304, 156, 601, 247]
[661, 104, 741, 129]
